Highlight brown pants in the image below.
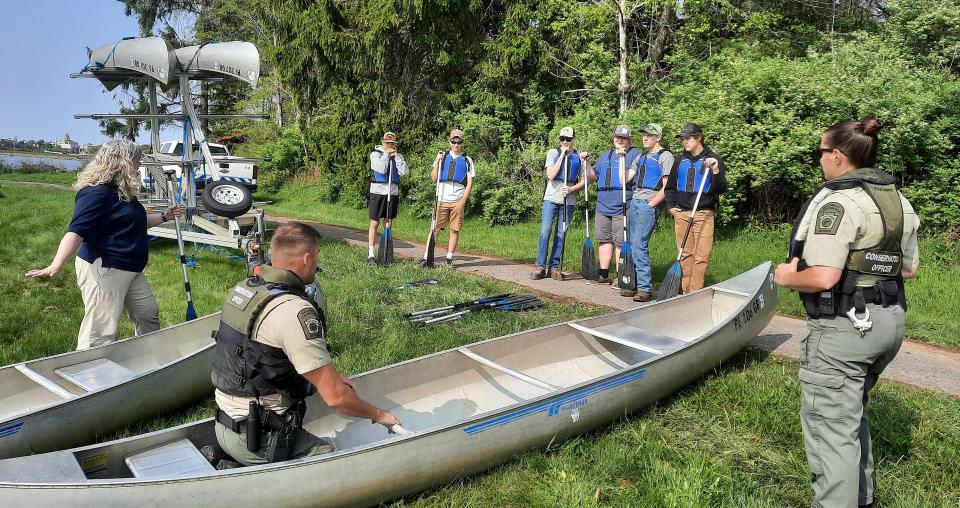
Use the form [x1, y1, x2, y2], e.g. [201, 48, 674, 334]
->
[436, 198, 466, 232]
[673, 210, 715, 293]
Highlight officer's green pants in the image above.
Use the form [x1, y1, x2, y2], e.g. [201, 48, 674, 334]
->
[215, 422, 335, 466]
[800, 303, 904, 508]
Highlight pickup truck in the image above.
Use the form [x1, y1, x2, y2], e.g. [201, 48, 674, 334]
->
[139, 140, 258, 192]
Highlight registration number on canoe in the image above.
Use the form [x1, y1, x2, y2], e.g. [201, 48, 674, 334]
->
[733, 294, 765, 332]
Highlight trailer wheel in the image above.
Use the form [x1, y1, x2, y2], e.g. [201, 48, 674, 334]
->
[201, 180, 253, 218]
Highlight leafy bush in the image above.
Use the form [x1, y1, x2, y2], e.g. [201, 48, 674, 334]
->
[255, 127, 306, 193]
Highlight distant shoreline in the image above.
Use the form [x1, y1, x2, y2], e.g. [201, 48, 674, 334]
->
[0, 150, 84, 161]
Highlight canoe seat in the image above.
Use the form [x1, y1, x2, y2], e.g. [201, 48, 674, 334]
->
[567, 322, 670, 355]
[54, 358, 137, 392]
[125, 439, 215, 479]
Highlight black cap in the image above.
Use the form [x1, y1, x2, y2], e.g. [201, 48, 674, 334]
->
[676, 123, 704, 139]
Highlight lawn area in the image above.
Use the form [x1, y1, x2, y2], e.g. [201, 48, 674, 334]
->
[262, 181, 960, 350]
[2, 182, 958, 507]
[0, 171, 77, 186]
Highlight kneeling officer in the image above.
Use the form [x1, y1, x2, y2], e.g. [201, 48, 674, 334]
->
[213, 222, 400, 466]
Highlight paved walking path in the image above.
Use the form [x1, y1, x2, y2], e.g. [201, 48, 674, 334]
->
[4, 181, 956, 398]
[272, 215, 960, 399]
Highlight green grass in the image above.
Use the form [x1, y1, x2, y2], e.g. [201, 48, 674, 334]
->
[3, 183, 959, 507]
[261, 181, 960, 349]
[0, 171, 77, 186]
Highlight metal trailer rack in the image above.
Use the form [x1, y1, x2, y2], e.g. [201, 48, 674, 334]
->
[72, 37, 269, 255]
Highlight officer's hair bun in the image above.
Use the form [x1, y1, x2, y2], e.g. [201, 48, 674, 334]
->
[860, 116, 883, 137]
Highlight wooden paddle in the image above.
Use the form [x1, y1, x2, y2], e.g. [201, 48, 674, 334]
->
[656, 161, 710, 300]
[421, 152, 445, 268]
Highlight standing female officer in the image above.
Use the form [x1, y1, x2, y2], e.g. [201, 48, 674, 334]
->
[27, 139, 184, 350]
[774, 117, 920, 508]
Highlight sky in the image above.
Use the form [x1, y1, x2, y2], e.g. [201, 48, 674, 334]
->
[0, 1, 184, 145]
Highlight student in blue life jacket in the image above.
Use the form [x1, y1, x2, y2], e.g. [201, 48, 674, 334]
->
[367, 132, 410, 263]
[418, 129, 475, 268]
[587, 125, 642, 285]
[530, 126, 587, 280]
[621, 123, 675, 301]
[664, 123, 727, 292]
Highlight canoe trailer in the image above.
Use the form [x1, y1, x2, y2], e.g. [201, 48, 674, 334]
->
[71, 36, 268, 259]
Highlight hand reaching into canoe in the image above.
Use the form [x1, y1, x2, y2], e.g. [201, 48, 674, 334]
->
[305, 363, 403, 433]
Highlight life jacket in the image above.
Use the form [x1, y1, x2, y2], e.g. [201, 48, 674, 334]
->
[635, 149, 668, 190]
[595, 148, 640, 191]
[788, 167, 906, 317]
[370, 148, 401, 184]
[675, 153, 712, 193]
[211, 266, 325, 402]
[551, 149, 581, 184]
[439, 152, 470, 185]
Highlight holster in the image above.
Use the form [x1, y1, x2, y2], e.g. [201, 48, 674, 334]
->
[262, 399, 306, 463]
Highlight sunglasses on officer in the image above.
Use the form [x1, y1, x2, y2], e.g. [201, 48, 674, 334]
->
[812, 146, 842, 164]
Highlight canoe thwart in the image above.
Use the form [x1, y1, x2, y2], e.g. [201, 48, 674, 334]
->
[125, 439, 215, 479]
[55, 359, 138, 392]
[567, 322, 665, 355]
[457, 348, 559, 392]
[14, 364, 76, 400]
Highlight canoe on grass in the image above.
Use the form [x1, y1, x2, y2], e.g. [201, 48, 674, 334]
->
[0, 315, 219, 459]
[0, 263, 776, 507]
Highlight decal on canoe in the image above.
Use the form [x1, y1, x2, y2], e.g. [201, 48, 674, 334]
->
[733, 294, 765, 332]
[0, 421, 23, 438]
[79, 452, 109, 478]
[463, 369, 646, 435]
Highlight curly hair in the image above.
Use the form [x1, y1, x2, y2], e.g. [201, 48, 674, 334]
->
[74, 139, 142, 201]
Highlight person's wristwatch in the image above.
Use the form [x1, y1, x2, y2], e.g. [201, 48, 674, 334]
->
[161, 210, 170, 222]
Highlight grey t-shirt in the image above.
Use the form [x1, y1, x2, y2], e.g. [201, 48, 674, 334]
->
[543, 148, 581, 205]
[632, 150, 675, 203]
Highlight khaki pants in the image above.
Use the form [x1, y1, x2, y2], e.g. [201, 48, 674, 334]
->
[75, 257, 161, 350]
[215, 422, 335, 466]
[673, 210, 715, 292]
[800, 304, 904, 507]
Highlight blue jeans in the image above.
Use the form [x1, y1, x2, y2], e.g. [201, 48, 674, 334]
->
[535, 201, 575, 269]
[628, 199, 659, 291]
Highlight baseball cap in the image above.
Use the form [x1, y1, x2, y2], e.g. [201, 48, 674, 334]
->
[613, 125, 632, 138]
[559, 126, 575, 138]
[449, 129, 464, 141]
[382, 131, 397, 143]
[676, 123, 704, 139]
[641, 123, 663, 137]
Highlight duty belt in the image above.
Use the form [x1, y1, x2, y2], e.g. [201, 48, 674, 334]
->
[216, 407, 293, 434]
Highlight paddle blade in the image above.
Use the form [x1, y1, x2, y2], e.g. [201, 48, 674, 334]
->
[376, 230, 390, 266]
[384, 228, 394, 264]
[424, 230, 436, 268]
[186, 301, 198, 321]
[581, 238, 598, 281]
[656, 262, 682, 301]
[618, 242, 636, 290]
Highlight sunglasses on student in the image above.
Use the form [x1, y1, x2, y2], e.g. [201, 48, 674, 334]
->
[559, 136, 574, 142]
[450, 140, 463, 145]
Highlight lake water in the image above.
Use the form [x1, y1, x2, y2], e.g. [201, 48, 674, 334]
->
[0, 153, 86, 171]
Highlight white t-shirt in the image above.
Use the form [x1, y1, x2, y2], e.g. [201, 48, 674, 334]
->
[543, 148, 581, 205]
[436, 153, 475, 203]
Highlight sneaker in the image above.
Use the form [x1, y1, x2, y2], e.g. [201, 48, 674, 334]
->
[619, 289, 637, 298]
[529, 268, 548, 280]
[632, 291, 654, 302]
[199, 445, 222, 465]
[551, 269, 565, 281]
[445, 257, 454, 268]
[415, 258, 431, 268]
[367, 256, 376, 264]
[595, 275, 612, 285]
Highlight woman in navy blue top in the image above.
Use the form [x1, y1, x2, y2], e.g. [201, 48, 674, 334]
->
[27, 139, 183, 349]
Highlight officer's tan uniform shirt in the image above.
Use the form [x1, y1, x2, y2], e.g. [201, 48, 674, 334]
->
[215, 294, 332, 419]
[802, 186, 920, 286]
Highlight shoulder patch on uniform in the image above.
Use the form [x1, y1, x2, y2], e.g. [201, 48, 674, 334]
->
[297, 307, 325, 340]
[815, 202, 845, 235]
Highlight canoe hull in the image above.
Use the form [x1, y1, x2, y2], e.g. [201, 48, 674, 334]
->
[0, 265, 777, 507]
[0, 315, 218, 458]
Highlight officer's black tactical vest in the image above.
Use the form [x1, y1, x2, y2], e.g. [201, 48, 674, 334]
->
[789, 167, 906, 316]
[211, 266, 322, 401]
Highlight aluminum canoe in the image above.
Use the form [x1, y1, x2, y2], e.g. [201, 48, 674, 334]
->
[85, 36, 177, 90]
[0, 263, 777, 507]
[0, 314, 218, 458]
[175, 42, 261, 87]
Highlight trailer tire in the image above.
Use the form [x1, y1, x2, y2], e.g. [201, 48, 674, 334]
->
[201, 180, 253, 218]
